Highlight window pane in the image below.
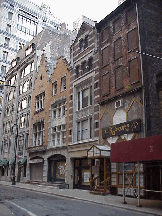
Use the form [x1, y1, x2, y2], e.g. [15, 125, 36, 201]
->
[82, 120, 89, 140]
[82, 89, 89, 108]
[102, 27, 110, 42]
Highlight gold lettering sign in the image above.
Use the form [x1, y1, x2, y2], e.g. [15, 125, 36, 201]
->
[102, 119, 141, 138]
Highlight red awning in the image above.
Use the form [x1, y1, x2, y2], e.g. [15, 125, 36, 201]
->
[111, 135, 162, 163]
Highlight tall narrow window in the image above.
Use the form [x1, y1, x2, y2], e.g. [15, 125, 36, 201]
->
[6, 24, 11, 33]
[115, 66, 123, 90]
[1, 66, 6, 75]
[81, 62, 86, 75]
[35, 92, 45, 111]
[114, 38, 122, 60]
[4, 38, 10, 46]
[76, 66, 79, 78]
[102, 73, 110, 96]
[127, 7, 136, 24]
[78, 92, 81, 110]
[128, 28, 138, 51]
[82, 89, 89, 108]
[114, 18, 121, 34]
[82, 120, 89, 140]
[79, 39, 84, 52]
[88, 57, 93, 71]
[84, 35, 89, 48]
[61, 76, 66, 92]
[102, 46, 110, 66]
[102, 27, 110, 42]
[52, 81, 57, 95]
[129, 58, 139, 84]
[8, 12, 13, 20]
[3, 51, 8, 61]
[77, 122, 81, 141]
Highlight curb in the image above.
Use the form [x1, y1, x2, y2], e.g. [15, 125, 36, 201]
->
[0, 183, 161, 216]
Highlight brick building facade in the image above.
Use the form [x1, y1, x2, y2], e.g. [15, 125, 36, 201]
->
[68, 21, 100, 189]
[96, 0, 162, 199]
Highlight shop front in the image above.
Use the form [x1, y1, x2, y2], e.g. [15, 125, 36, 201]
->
[29, 157, 44, 181]
[111, 135, 162, 200]
[48, 154, 66, 183]
[73, 157, 91, 189]
[87, 145, 111, 195]
[0, 159, 9, 180]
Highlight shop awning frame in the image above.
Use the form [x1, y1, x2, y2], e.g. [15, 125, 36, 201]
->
[87, 145, 110, 158]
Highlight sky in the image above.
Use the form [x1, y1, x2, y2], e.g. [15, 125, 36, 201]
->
[31, 0, 119, 30]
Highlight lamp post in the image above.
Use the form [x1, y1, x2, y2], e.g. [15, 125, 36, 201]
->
[3, 84, 17, 185]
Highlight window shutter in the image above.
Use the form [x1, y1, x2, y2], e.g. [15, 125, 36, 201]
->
[128, 28, 138, 51]
[102, 46, 110, 66]
[102, 27, 110, 42]
[129, 58, 139, 84]
[114, 19, 121, 34]
[127, 7, 136, 24]
[102, 73, 110, 96]
[115, 67, 123, 90]
[114, 38, 122, 59]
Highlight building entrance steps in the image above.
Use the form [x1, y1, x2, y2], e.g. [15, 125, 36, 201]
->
[0, 181, 161, 216]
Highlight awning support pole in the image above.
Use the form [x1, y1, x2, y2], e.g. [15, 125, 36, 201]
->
[122, 162, 127, 204]
[137, 161, 142, 207]
[104, 158, 106, 195]
[90, 159, 92, 191]
[160, 163, 162, 200]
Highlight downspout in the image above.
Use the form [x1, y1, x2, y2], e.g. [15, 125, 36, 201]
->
[136, 2, 146, 138]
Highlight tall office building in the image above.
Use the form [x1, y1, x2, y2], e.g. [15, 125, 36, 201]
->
[0, 0, 64, 117]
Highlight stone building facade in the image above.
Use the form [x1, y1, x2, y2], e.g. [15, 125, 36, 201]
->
[68, 21, 100, 189]
[0, 27, 71, 185]
[96, 0, 162, 199]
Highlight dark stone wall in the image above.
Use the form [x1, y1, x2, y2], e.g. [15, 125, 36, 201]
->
[138, 0, 162, 136]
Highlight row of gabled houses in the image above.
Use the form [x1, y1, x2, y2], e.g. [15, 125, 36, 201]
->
[0, 0, 162, 200]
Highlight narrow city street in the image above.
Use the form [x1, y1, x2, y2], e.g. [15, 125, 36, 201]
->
[0, 185, 153, 216]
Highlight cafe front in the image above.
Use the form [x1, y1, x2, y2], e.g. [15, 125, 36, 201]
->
[111, 135, 162, 200]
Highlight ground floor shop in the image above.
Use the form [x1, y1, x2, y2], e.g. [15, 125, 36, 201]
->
[47, 154, 66, 183]
[29, 158, 44, 181]
[111, 135, 162, 200]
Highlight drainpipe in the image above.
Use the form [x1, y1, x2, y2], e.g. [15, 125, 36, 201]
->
[136, 2, 146, 138]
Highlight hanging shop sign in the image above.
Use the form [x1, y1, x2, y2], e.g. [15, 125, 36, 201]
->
[102, 119, 141, 139]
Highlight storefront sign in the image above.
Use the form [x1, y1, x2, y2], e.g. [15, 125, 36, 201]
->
[29, 159, 43, 163]
[102, 119, 141, 139]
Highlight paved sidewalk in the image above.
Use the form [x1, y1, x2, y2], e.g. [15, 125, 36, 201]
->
[0, 181, 162, 216]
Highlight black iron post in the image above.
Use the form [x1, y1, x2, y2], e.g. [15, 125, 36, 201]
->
[4, 84, 17, 185]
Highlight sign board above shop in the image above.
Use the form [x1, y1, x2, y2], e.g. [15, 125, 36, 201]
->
[102, 119, 141, 139]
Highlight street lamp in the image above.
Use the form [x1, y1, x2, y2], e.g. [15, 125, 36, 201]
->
[3, 84, 17, 185]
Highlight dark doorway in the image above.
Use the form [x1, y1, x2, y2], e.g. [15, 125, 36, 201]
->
[146, 163, 161, 199]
